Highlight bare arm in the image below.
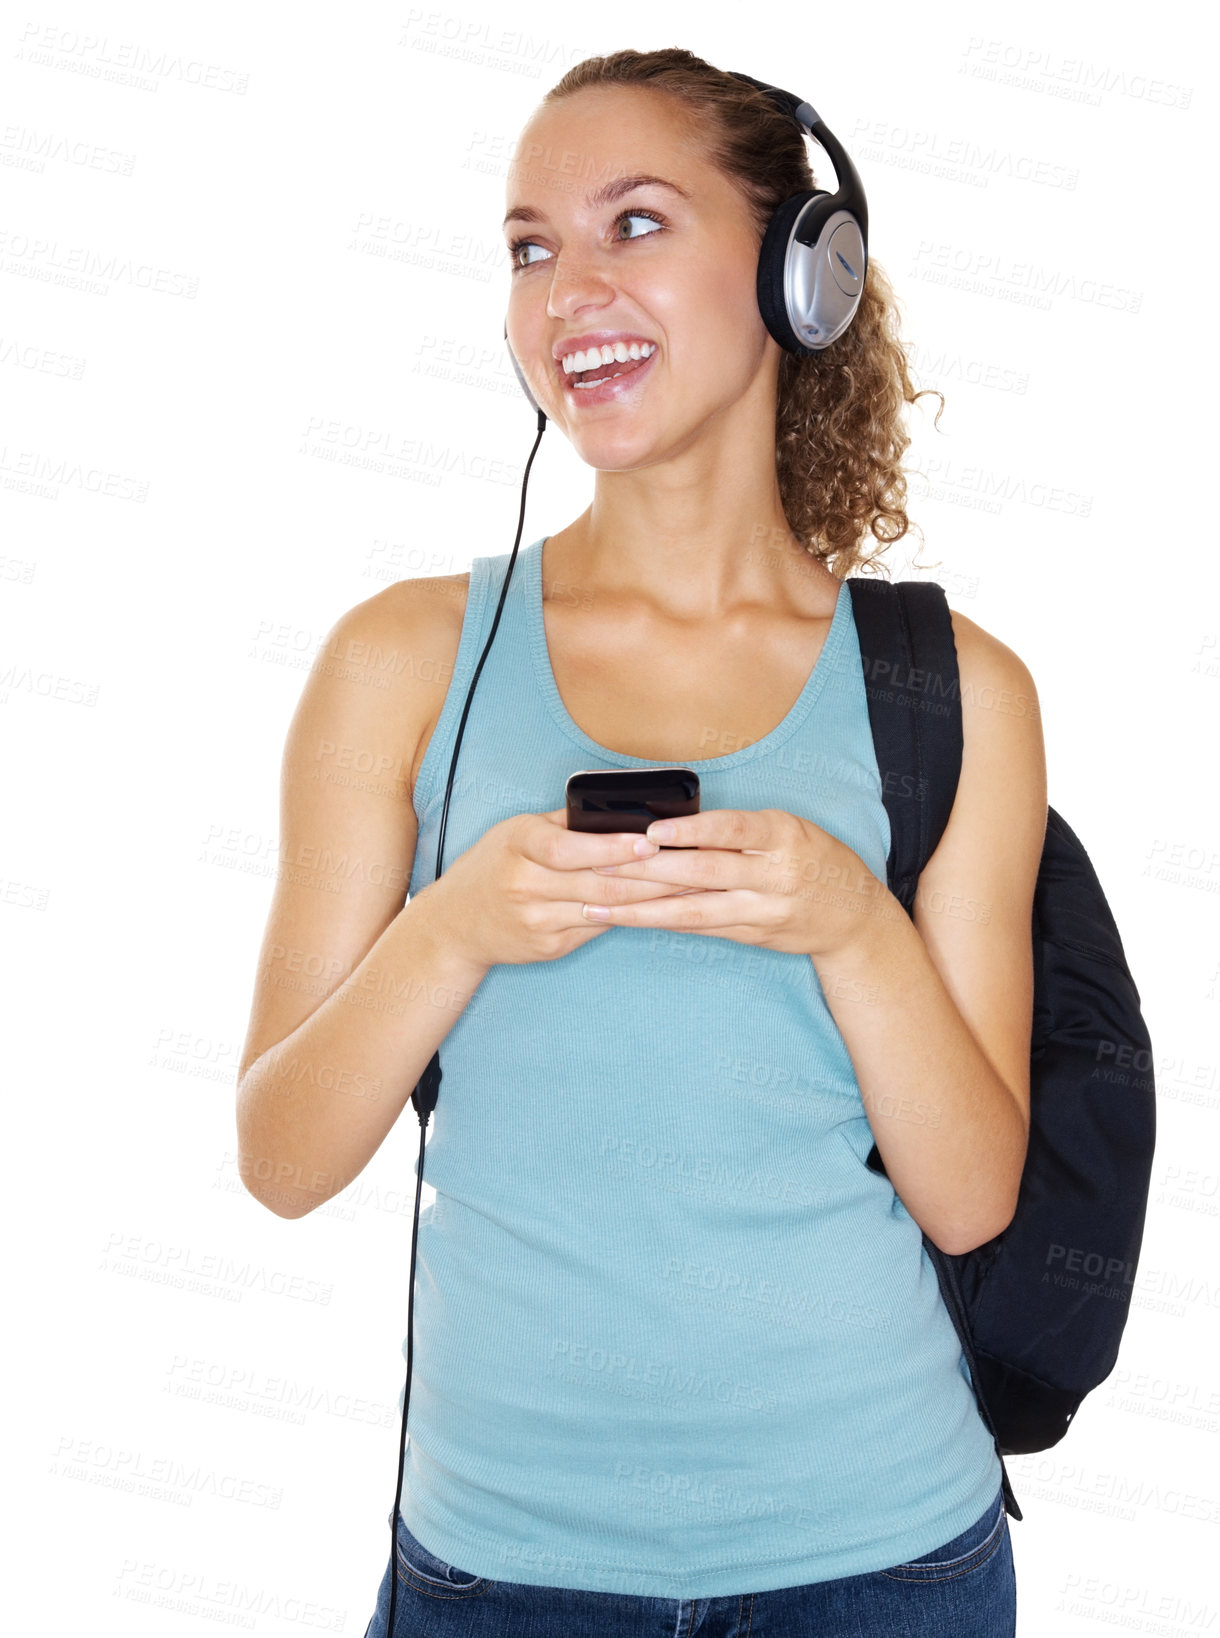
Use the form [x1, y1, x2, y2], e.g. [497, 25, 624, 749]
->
[235, 580, 488, 1219]
[810, 609, 1046, 1254]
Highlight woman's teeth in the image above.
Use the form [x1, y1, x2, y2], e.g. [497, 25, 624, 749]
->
[563, 340, 656, 388]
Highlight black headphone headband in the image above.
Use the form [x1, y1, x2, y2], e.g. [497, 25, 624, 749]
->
[725, 70, 869, 253]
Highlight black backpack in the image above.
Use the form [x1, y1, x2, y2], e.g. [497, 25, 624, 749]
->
[844, 576, 1157, 1524]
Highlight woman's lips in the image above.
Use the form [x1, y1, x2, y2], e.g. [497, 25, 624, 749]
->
[558, 346, 657, 405]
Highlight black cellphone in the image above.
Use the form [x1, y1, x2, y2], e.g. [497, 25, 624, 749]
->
[565, 767, 700, 847]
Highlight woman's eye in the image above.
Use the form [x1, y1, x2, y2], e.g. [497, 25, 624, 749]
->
[508, 210, 664, 272]
[615, 210, 664, 240]
[509, 241, 546, 271]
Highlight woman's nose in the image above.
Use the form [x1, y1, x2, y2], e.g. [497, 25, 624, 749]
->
[545, 250, 618, 315]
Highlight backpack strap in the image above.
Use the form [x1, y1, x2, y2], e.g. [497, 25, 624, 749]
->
[844, 577, 964, 910]
[845, 574, 1025, 1521]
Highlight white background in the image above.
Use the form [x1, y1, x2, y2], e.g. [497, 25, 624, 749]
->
[3, 1, 1217, 1632]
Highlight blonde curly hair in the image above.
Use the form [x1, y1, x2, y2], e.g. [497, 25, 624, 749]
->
[539, 47, 944, 579]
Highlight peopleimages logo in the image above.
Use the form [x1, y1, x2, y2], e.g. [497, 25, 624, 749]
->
[857, 654, 959, 698]
[1045, 1242, 1136, 1293]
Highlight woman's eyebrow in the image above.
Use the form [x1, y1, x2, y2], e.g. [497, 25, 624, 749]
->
[502, 173, 690, 230]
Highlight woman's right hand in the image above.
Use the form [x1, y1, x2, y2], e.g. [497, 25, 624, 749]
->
[415, 807, 698, 970]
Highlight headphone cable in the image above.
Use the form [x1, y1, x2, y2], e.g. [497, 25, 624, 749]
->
[384, 401, 546, 1635]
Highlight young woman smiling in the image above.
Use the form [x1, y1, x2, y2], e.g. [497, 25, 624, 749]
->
[238, 46, 1039, 1638]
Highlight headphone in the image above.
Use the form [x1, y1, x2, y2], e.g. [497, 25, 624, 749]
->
[382, 72, 868, 1632]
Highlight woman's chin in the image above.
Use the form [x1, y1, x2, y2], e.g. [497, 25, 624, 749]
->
[562, 417, 663, 465]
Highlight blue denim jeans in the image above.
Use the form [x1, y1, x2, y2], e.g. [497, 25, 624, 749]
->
[363, 1484, 1016, 1636]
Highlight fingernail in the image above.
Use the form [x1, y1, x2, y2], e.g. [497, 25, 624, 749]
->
[633, 837, 659, 856]
[647, 821, 675, 841]
[583, 904, 611, 920]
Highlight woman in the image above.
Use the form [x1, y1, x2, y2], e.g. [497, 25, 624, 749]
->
[238, 47, 1042, 1638]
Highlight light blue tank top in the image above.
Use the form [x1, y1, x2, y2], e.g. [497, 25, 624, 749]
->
[399, 536, 1001, 1598]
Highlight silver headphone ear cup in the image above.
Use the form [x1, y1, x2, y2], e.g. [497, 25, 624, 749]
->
[757, 191, 866, 354]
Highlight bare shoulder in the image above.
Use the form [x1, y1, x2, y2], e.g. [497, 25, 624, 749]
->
[325, 572, 471, 796]
[921, 603, 1048, 903]
[234, 570, 471, 1092]
[942, 606, 1047, 844]
[947, 606, 1041, 722]
[345, 570, 470, 649]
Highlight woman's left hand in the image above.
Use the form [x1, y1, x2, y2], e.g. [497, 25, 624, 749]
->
[584, 807, 892, 958]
